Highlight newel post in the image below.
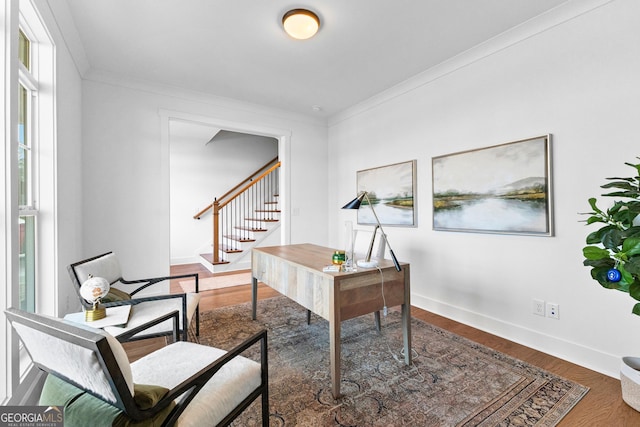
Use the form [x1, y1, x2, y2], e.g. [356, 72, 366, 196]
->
[213, 198, 220, 263]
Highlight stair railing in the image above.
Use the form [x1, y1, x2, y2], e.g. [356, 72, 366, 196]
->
[194, 157, 280, 264]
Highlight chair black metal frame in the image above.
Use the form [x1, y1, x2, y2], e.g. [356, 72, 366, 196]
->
[5, 307, 269, 427]
[68, 251, 200, 341]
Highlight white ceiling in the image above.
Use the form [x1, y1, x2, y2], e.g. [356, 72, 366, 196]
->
[58, 0, 569, 118]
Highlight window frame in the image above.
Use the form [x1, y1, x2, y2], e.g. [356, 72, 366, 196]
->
[1, 0, 57, 404]
[17, 23, 38, 315]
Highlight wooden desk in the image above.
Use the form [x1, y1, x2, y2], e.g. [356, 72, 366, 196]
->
[251, 243, 411, 398]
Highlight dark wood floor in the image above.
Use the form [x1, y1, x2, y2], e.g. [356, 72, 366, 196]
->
[123, 263, 640, 426]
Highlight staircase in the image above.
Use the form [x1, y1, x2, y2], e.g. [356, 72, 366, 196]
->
[193, 157, 281, 272]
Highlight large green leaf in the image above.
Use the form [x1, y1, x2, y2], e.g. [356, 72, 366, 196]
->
[585, 216, 605, 225]
[603, 190, 640, 198]
[601, 228, 624, 249]
[585, 226, 615, 244]
[586, 230, 602, 244]
[583, 257, 615, 268]
[604, 176, 636, 181]
[587, 197, 603, 214]
[583, 246, 611, 260]
[623, 237, 640, 257]
[630, 280, 640, 301]
[625, 200, 640, 212]
[625, 226, 640, 238]
[619, 263, 636, 284]
[601, 181, 635, 190]
[624, 257, 640, 276]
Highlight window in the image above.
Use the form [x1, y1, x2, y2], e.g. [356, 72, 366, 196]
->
[2, 0, 56, 403]
[18, 28, 37, 313]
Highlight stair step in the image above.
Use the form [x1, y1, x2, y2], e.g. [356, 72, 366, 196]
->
[234, 226, 267, 232]
[199, 253, 230, 265]
[255, 209, 281, 213]
[245, 217, 279, 222]
[220, 244, 242, 253]
[223, 234, 256, 243]
[264, 201, 278, 205]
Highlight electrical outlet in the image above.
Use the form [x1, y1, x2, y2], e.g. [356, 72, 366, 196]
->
[533, 299, 545, 316]
[547, 302, 559, 319]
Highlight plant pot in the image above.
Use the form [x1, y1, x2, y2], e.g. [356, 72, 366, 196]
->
[621, 357, 640, 411]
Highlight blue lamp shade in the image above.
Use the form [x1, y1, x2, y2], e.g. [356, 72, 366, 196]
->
[341, 193, 366, 210]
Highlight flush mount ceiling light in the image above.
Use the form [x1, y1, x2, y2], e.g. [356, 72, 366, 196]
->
[282, 9, 320, 40]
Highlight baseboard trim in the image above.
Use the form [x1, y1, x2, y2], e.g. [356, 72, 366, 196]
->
[170, 256, 202, 265]
[412, 293, 621, 379]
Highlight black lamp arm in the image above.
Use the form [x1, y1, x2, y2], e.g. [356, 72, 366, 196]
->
[388, 248, 402, 272]
[364, 193, 402, 272]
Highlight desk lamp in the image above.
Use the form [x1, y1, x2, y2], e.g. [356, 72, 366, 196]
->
[342, 192, 401, 271]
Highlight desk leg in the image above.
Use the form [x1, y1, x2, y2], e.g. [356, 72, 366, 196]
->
[251, 276, 258, 320]
[402, 303, 412, 366]
[330, 317, 341, 399]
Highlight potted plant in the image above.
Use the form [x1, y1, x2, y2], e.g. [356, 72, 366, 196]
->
[581, 158, 640, 411]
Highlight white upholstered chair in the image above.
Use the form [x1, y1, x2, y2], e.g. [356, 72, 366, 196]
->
[5, 307, 269, 427]
[68, 252, 200, 342]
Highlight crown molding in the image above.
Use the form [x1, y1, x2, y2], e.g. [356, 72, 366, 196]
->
[83, 68, 327, 127]
[328, 0, 614, 127]
[41, 0, 90, 77]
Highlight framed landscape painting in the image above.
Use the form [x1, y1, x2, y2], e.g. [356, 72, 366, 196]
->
[356, 160, 417, 226]
[432, 135, 553, 236]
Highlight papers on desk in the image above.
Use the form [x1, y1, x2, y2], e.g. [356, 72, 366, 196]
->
[322, 265, 341, 272]
[64, 305, 132, 329]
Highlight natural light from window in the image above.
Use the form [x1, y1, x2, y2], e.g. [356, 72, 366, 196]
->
[18, 28, 36, 313]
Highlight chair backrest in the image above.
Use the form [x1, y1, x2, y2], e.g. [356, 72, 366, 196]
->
[5, 307, 134, 411]
[68, 252, 124, 306]
[69, 252, 123, 285]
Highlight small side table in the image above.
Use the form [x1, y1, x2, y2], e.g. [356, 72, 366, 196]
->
[64, 306, 180, 343]
[64, 305, 132, 328]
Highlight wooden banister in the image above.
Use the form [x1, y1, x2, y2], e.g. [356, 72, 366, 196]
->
[193, 157, 281, 265]
[194, 200, 215, 220]
[217, 157, 279, 205]
[217, 162, 280, 210]
[193, 156, 279, 219]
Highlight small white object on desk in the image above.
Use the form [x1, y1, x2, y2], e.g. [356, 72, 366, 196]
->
[356, 259, 378, 268]
[64, 305, 132, 329]
[322, 265, 340, 272]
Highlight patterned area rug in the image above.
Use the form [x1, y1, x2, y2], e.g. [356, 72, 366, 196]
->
[195, 297, 588, 426]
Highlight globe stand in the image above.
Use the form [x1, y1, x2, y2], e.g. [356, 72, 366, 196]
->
[85, 300, 107, 322]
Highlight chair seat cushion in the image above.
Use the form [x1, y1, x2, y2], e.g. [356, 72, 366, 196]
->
[131, 341, 262, 427]
[40, 375, 175, 427]
[104, 293, 200, 339]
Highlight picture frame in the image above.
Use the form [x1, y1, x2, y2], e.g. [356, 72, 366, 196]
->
[356, 160, 417, 227]
[432, 135, 553, 236]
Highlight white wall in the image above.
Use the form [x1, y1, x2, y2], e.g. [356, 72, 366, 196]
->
[169, 128, 277, 264]
[52, 17, 83, 315]
[80, 76, 328, 280]
[328, 0, 640, 378]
